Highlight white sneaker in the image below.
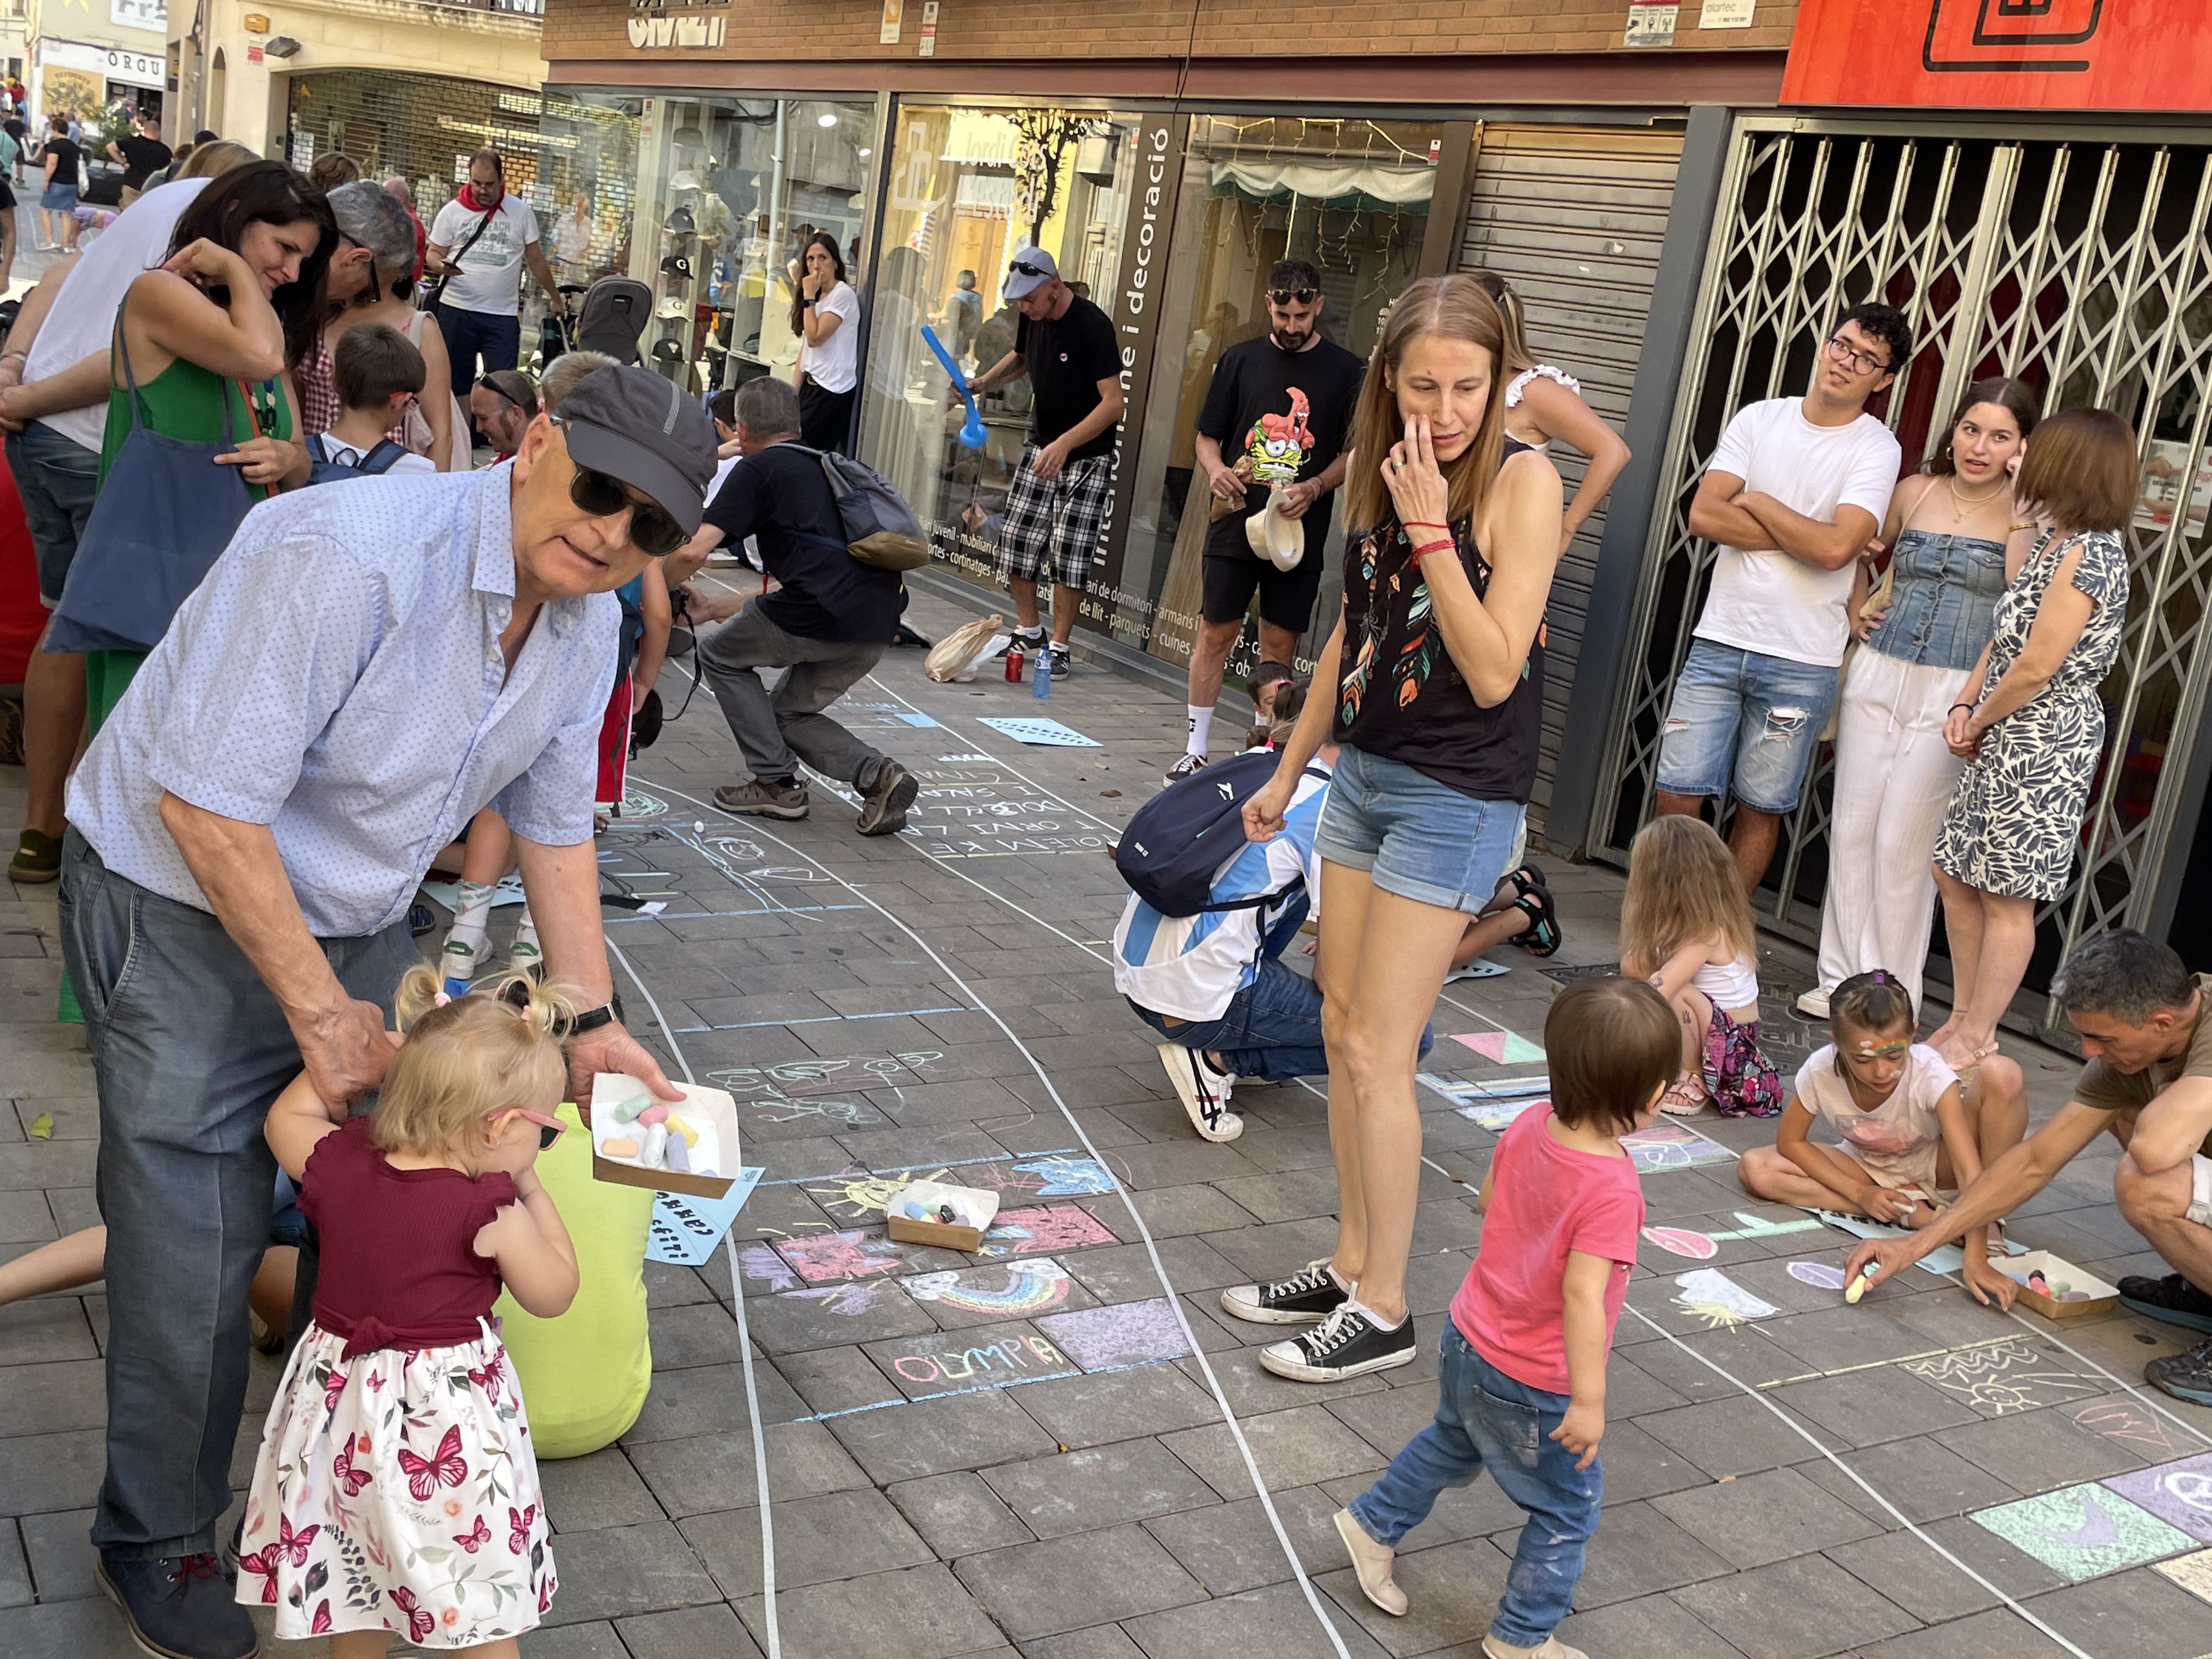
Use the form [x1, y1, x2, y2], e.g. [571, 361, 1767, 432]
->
[1334, 1509, 1407, 1616]
[1481, 1636, 1588, 1659]
[439, 933, 487, 997]
[1156, 1041, 1242, 1142]
[1795, 987, 1832, 1019]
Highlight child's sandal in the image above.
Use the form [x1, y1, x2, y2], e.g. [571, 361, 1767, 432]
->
[1508, 884, 1562, 957]
[1503, 863, 1547, 902]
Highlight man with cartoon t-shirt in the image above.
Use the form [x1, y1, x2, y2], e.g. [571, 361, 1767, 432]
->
[1171, 261, 1364, 781]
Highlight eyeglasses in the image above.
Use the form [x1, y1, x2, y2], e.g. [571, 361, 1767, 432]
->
[1268, 288, 1319, 307]
[1008, 260, 1052, 279]
[496, 1108, 568, 1152]
[1824, 335, 1893, 377]
[563, 444, 689, 557]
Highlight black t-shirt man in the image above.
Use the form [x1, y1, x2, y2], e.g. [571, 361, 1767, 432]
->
[1196, 334, 1364, 568]
[115, 133, 172, 191]
[1014, 294, 1121, 461]
[40, 136, 81, 189]
[701, 442, 903, 644]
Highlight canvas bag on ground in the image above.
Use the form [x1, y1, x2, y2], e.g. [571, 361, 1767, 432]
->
[925, 612, 1004, 681]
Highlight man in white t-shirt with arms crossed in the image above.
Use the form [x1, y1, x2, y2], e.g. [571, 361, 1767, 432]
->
[1655, 303, 1909, 894]
[427, 147, 566, 439]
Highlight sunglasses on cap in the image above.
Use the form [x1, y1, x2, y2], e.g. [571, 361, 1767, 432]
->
[554, 424, 690, 556]
[1268, 287, 1319, 307]
[1008, 259, 1052, 279]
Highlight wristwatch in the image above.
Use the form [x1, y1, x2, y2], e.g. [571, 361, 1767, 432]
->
[566, 995, 625, 1037]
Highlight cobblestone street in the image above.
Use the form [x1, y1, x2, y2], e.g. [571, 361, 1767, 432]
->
[7, 584, 2212, 1658]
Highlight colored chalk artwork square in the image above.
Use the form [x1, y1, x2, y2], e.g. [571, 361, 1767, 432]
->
[1450, 1031, 1547, 1065]
[2152, 1547, 2212, 1606]
[871, 1324, 1082, 1400]
[1620, 1122, 1739, 1173]
[979, 1204, 1118, 1256]
[1970, 1482, 2195, 1581]
[2104, 1452, 2212, 1542]
[906, 1258, 1084, 1322]
[1456, 1098, 1544, 1132]
[771, 1228, 916, 1284]
[1034, 1296, 1193, 1371]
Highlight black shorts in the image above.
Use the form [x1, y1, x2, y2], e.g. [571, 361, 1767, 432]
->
[1201, 552, 1323, 634]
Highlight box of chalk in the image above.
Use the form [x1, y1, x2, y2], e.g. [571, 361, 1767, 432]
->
[589, 1073, 741, 1200]
[1997, 1249, 2120, 1320]
[884, 1180, 1001, 1253]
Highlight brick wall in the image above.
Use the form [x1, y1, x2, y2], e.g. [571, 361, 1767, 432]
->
[546, 0, 1796, 69]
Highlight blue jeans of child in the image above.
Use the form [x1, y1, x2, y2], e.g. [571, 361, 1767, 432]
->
[1348, 1323, 1602, 1647]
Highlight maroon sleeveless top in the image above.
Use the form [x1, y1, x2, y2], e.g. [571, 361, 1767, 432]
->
[301, 1118, 517, 1359]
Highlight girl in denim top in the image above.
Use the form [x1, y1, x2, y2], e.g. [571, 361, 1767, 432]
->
[1808, 379, 2039, 1032]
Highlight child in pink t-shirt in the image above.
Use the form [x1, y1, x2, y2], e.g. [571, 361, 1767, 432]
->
[1333, 978, 1680, 1659]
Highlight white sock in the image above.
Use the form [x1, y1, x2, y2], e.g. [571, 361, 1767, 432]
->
[1186, 704, 1215, 756]
[511, 907, 542, 965]
[1328, 1262, 1356, 1295]
[1344, 1296, 1405, 1332]
[445, 880, 496, 955]
[1015, 623, 1045, 642]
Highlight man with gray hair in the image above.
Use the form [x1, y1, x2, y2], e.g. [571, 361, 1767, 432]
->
[1847, 929, 2212, 1404]
[663, 375, 918, 837]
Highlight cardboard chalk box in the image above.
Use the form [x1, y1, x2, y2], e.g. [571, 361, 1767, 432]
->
[1998, 1249, 2120, 1321]
[589, 1073, 740, 1200]
[883, 1180, 1001, 1253]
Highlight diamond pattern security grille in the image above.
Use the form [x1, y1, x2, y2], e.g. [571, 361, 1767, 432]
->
[1591, 120, 2212, 1039]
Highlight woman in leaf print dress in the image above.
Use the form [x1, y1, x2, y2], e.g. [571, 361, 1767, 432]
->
[238, 967, 579, 1653]
[1929, 407, 2139, 1067]
[1232, 274, 1566, 1385]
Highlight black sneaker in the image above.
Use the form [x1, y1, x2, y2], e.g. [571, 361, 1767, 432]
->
[856, 759, 919, 837]
[1259, 1304, 1418, 1381]
[2146, 1336, 2212, 1407]
[1221, 1257, 1348, 1325]
[1048, 644, 1074, 679]
[97, 1551, 258, 1659]
[996, 628, 1045, 658]
[1165, 752, 1209, 784]
[2119, 1272, 2212, 1335]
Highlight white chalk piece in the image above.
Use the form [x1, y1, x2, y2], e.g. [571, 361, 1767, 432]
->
[1845, 1264, 1874, 1304]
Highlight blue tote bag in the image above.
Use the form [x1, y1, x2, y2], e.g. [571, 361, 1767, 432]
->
[46, 289, 266, 655]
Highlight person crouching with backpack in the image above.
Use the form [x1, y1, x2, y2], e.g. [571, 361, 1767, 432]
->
[1114, 682, 1432, 1144]
[661, 376, 919, 836]
[304, 323, 439, 480]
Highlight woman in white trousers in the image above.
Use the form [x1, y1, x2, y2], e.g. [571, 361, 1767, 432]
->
[1808, 378, 2039, 1020]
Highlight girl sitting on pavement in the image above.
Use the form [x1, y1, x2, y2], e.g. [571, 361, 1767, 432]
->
[1739, 969, 2026, 1305]
[1618, 815, 1782, 1117]
[236, 967, 579, 1655]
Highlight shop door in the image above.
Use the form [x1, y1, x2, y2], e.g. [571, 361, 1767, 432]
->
[1454, 123, 1685, 839]
[1587, 121, 2212, 1039]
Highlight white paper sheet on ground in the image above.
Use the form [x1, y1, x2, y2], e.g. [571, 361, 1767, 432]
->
[1811, 1208, 2027, 1277]
[977, 716, 1104, 748]
[419, 874, 527, 911]
[1672, 1268, 1779, 1327]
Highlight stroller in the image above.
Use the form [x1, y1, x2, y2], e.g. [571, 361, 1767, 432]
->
[568, 276, 652, 367]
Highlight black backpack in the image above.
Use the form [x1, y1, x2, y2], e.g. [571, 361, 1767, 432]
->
[306, 438, 410, 488]
[1114, 752, 1324, 918]
[791, 444, 931, 571]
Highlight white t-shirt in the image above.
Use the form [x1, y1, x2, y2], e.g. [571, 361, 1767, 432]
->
[307, 432, 436, 476]
[25, 177, 209, 455]
[428, 193, 541, 318]
[798, 281, 860, 394]
[1793, 1041, 1958, 1193]
[1694, 398, 1901, 668]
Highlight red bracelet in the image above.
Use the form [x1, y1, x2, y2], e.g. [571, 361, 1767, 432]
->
[1404, 520, 1448, 531]
[1408, 539, 1453, 566]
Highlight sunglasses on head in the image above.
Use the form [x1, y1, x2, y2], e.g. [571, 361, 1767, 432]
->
[1269, 288, 1319, 307]
[559, 438, 689, 557]
[479, 374, 531, 412]
[1009, 259, 1052, 279]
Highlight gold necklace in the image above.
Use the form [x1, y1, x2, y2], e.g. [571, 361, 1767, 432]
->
[1946, 475, 2006, 522]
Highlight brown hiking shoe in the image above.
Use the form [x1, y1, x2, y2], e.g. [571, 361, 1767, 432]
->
[856, 760, 919, 837]
[713, 779, 810, 820]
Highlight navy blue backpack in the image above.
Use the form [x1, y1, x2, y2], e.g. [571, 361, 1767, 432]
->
[1115, 751, 1318, 918]
[306, 437, 411, 488]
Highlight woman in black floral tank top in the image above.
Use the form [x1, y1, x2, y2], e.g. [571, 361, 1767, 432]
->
[1229, 275, 1567, 1384]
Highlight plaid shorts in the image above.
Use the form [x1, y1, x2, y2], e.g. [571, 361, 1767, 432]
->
[997, 444, 1115, 588]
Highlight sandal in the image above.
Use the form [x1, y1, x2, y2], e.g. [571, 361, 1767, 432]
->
[1503, 863, 1547, 903]
[1508, 884, 1562, 957]
[1659, 1074, 1707, 1116]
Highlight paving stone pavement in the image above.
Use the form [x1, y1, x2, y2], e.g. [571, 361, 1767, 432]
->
[7, 582, 2212, 1657]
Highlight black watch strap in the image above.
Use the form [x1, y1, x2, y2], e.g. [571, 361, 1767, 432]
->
[567, 995, 624, 1036]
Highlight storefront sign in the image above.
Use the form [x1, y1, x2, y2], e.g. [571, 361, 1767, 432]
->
[110, 0, 166, 33]
[40, 39, 165, 89]
[879, 0, 903, 46]
[1094, 111, 1186, 592]
[919, 1, 938, 57]
[1784, 0, 2212, 112]
[625, 13, 727, 48]
[1624, 1, 1678, 47]
[1700, 0, 1754, 24]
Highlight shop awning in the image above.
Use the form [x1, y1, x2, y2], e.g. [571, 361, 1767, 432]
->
[1209, 159, 1433, 212]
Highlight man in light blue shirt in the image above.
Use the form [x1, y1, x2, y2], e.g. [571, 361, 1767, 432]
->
[57, 365, 714, 1659]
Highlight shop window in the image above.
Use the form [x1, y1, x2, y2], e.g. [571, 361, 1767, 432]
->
[856, 105, 1141, 595]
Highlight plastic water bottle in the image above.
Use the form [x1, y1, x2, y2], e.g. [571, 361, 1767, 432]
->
[1032, 641, 1052, 699]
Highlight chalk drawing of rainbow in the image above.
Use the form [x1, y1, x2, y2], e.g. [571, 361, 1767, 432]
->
[906, 1259, 1074, 1316]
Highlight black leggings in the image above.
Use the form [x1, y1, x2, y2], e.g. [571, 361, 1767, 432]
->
[798, 375, 856, 452]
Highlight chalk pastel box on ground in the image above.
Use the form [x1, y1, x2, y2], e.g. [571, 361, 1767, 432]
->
[883, 1178, 1002, 1251]
[589, 1073, 743, 1199]
[1997, 1249, 2120, 1319]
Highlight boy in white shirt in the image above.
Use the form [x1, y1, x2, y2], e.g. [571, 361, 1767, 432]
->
[1655, 304, 1909, 894]
[308, 323, 438, 478]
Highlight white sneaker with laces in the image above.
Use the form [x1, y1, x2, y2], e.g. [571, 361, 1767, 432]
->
[1795, 987, 1832, 1019]
[1158, 1041, 1241, 1142]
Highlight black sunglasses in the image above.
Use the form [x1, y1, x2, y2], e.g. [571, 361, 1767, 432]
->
[1269, 288, 1319, 306]
[563, 448, 689, 557]
[1009, 259, 1052, 279]
[479, 374, 532, 413]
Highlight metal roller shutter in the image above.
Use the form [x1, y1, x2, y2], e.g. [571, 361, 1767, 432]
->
[1457, 122, 1684, 838]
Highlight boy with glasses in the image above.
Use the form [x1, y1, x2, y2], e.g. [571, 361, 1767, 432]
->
[967, 247, 1125, 678]
[1654, 303, 1910, 894]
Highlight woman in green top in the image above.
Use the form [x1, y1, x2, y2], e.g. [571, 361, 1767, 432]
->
[87, 160, 336, 726]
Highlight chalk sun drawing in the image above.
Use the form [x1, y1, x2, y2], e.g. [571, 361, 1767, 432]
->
[1671, 1268, 1779, 1329]
[1901, 1337, 2102, 1415]
[906, 1260, 1075, 1317]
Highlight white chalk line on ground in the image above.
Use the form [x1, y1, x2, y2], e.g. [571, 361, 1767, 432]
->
[607, 936, 782, 1659]
[634, 768, 1356, 1659]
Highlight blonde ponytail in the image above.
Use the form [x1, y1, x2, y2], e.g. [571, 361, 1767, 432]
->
[371, 969, 580, 1161]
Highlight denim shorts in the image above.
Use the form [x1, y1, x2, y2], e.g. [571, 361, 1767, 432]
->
[40, 182, 76, 213]
[1656, 639, 1841, 815]
[1313, 744, 1526, 916]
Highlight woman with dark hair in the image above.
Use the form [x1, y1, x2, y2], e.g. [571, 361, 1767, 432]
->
[80, 159, 336, 724]
[790, 229, 859, 449]
[1930, 405, 2138, 1065]
[1234, 274, 1565, 1383]
[37, 111, 82, 252]
[1805, 376, 2042, 1024]
[324, 179, 461, 467]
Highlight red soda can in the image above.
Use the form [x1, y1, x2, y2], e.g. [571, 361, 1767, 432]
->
[1005, 645, 1025, 682]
